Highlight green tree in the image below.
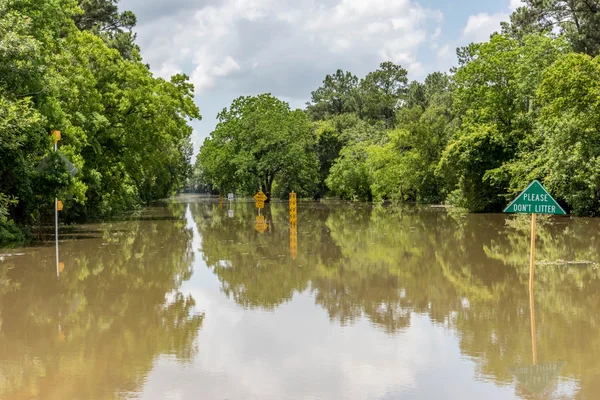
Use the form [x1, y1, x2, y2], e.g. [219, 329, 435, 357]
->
[360, 61, 408, 127]
[326, 142, 373, 201]
[312, 114, 359, 198]
[504, 0, 600, 56]
[73, 0, 139, 59]
[197, 94, 318, 199]
[306, 69, 359, 120]
[532, 53, 600, 215]
[438, 34, 568, 212]
[0, 0, 200, 241]
[368, 72, 453, 203]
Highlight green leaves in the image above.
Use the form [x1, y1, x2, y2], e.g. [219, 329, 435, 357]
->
[445, 34, 568, 212]
[533, 53, 600, 215]
[505, 0, 600, 56]
[360, 61, 408, 126]
[0, 0, 200, 236]
[306, 69, 359, 120]
[198, 94, 317, 198]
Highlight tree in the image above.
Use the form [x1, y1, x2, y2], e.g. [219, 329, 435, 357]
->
[197, 94, 318, 199]
[503, 0, 600, 55]
[532, 53, 600, 215]
[73, 0, 139, 59]
[360, 61, 408, 126]
[370, 74, 454, 203]
[326, 142, 373, 201]
[306, 69, 359, 120]
[438, 34, 568, 212]
[0, 0, 200, 241]
[312, 114, 363, 198]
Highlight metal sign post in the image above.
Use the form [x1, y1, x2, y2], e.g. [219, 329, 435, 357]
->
[52, 131, 61, 277]
[289, 192, 297, 259]
[227, 193, 234, 217]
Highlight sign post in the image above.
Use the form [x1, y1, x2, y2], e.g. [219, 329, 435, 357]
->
[504, 180, 566, 366]
[227, 193, 234, 217]
[289, 192, 297, 259]
[52, 131, 61, 278]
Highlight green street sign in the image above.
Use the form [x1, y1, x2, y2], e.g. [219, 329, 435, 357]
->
[504, 180, 566, 215]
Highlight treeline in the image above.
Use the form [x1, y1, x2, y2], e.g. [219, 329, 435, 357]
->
[0, 0, 200, 244]
[196, 0, 600, 216]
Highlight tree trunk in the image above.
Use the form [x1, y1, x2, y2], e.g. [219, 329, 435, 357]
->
[265, 174, 274, 202]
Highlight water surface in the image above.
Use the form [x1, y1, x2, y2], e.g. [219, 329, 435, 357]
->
[1, 197, 600, 399]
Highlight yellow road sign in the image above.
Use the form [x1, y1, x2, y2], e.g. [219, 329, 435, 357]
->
[57, 200, 64, 211]
[256, 200, 265, 209]
[51, 130, 61, 143]
[254, 190, 267, 202]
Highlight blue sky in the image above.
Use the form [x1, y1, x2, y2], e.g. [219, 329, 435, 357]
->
[119, 0, 523, 157]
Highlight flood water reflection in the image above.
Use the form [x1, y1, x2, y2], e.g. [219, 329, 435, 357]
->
[1, 196, 600, 399]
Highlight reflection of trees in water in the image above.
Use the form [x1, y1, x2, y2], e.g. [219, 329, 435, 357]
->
[0, 203, 203, 399]
[195, 202, 600, 398]
[484, 215, 600, 396]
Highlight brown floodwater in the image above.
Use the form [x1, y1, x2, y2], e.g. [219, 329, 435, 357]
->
[1, 195, 600, 399]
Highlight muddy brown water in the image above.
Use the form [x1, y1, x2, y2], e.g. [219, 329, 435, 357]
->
[1, 196, 600, 399]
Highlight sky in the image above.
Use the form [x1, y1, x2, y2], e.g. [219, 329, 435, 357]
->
[119, 0, 525, 157]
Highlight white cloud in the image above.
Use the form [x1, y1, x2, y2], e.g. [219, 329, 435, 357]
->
[463, 0, 523, 43]
[156, 63, 181, 80]
[437, 44, 452, 60]
[463, 12, 508, 42]
[510, 0, 525, 10]
[130, 0, 444, 96]
[431, 26, 442, 41]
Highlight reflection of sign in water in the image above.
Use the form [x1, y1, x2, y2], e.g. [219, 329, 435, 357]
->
[289, 192, 297, 259]
[255, 215, 268, 233]
[290, 222, 297, 260]
[504, 180, 566, 215]
[228, 193, 234, 201]
[513, 362, 566, 394]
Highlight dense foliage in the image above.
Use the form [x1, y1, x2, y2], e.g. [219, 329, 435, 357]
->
[0, 0, 200, 244]
[196, 0, 600, 216]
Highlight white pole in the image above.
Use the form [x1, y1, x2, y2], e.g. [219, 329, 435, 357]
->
[55, 142, 59, 277]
